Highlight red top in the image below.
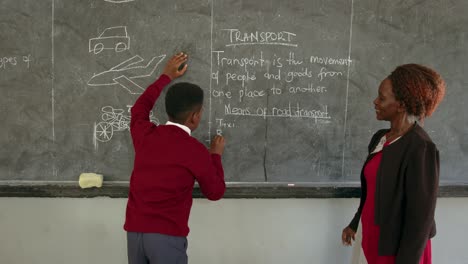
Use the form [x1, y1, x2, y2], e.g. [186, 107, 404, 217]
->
[361, 139, 432, 264]
[124, 75, 226, 237]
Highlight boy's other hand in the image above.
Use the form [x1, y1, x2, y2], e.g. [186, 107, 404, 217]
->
[210, 135, 225, 155]
[163, 52, 188, 80]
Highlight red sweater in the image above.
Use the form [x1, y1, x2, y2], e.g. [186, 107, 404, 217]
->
[124, 74, 226, 237]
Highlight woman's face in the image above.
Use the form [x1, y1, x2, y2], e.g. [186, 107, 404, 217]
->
[373, 78, 403, 121]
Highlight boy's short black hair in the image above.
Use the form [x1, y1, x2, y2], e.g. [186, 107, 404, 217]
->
[165, 82, 204, 122]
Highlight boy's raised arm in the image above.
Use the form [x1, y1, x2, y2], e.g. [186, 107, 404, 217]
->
[130, 53, 188, 145]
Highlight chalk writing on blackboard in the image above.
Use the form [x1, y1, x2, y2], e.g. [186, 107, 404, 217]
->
[0, 54, 32, 70]
[222, 29, 298, 47]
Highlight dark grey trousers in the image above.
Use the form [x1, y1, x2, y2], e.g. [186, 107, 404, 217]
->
[127, 232, 188, 264]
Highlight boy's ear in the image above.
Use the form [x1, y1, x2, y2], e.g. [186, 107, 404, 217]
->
[193, 109, 202, 123]
[186, 110, 200, 125]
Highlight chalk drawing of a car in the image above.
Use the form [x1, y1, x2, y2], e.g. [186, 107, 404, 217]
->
[89, 26, 130, 54]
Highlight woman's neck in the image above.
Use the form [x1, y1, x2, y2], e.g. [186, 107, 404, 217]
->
[387, 117, 414, 141]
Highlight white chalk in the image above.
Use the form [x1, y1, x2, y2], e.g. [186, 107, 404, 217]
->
[287, 183, 295, 186]
[78, 173, 103, 188]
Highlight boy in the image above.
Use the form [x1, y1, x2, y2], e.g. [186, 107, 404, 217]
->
[124, 53, 226, 264]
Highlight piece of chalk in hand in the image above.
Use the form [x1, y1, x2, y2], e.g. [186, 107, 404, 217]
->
[79, 173, 103, 188]
[178, 62, 186, 71]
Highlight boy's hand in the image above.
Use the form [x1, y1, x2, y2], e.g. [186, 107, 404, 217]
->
[210, 135, 225, 155]
[163, 52, 188, 80]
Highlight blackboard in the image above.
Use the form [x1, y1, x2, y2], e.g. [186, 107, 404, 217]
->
[1, 0, 467, 192]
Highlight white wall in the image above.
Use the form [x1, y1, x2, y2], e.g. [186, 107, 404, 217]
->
[0, 198, 467, 264]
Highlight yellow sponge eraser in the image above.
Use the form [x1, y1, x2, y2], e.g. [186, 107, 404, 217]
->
[79, 173, 103, 188]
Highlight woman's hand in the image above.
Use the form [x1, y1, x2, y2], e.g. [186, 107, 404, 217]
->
[342, 226, 356, 246]
[162, 52, 188, 80]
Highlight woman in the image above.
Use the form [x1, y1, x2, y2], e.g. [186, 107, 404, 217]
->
[342, 64, 446, 264]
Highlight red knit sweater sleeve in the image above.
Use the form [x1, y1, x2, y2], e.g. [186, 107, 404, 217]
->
[130, 74, 171, 146]
[191, 148, 226, 201]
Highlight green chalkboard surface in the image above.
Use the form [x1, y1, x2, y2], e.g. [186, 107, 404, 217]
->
[1, 0, 467, 192]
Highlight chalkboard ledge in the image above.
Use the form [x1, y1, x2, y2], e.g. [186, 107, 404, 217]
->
[0, 181, 467, 198]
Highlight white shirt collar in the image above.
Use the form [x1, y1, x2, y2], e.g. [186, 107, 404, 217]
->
[371, 134, 401, 154]
[165, 121, 191, 135]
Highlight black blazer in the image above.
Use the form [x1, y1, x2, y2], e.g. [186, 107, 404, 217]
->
[348, 123, 438, 264]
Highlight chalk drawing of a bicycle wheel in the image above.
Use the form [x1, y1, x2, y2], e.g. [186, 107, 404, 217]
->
[94, 122, 114, 142]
